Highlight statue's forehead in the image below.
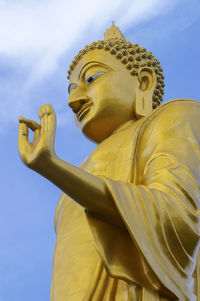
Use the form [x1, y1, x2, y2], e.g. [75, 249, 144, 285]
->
[69, 49, 124, 83]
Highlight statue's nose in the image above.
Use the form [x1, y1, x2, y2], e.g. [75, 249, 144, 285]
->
[68, 96, 89, 114]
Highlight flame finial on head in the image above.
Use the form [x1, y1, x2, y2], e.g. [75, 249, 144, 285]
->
[104, 22, 126, 41]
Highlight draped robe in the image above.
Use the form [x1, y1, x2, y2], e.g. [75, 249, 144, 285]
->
[51, 99, 200, 301]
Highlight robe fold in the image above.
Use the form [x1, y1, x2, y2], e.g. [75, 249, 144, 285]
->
[51, 99, 200, 300]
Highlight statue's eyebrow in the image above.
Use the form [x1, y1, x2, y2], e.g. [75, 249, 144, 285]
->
[78, 61, 111, 80]
[68, 83, 78, 94]
[68, 62, 112, 93]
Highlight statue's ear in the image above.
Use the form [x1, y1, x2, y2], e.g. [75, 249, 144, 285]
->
[134, 67, 156, 118]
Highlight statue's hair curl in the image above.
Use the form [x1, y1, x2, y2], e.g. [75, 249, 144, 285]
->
[67, 38, 165, 109]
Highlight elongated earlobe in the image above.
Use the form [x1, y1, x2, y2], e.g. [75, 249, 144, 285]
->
[134, 89, 153, 118]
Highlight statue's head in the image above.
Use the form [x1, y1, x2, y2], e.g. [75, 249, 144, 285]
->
[67, 24, 164, 143]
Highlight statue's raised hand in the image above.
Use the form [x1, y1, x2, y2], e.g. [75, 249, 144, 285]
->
[18, 104, 56, 171]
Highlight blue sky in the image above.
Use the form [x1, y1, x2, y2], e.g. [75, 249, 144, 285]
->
[0, 0, 200, 300]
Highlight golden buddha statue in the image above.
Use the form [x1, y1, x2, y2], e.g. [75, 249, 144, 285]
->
[18, 24, 200, 300]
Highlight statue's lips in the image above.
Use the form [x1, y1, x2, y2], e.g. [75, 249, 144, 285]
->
[77, 103, 92, 121]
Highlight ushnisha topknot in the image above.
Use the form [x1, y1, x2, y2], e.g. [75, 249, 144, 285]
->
[67, 23, 165, 109]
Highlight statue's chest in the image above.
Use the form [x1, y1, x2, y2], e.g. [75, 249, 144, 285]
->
[81, 121, 139, 182]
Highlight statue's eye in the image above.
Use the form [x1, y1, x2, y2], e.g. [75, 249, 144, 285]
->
[85, 72, 105, 84]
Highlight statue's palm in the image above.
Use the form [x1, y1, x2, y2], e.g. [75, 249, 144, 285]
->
[18, 104, 56, 170]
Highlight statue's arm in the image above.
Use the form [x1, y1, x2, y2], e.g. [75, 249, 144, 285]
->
[39, 155, 123, 225]
[18, 104, 123, 226]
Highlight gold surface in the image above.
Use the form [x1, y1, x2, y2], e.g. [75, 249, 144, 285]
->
[18, 25, 200, 300]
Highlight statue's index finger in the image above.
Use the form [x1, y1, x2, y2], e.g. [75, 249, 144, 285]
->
[19, 116, 40, 131]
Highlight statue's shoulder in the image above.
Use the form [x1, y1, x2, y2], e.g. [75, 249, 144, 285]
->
[148, 98, 200, 127]
[140, 99, 200, 142]
[157, 98, 200, 114]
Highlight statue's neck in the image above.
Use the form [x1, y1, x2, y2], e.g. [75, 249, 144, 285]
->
[109, 120, 135, 138]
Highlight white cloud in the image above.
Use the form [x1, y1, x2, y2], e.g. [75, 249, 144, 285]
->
[0, 0, 177, 59]
[0, 0, 180, 130]
[0, 0, 122, 67]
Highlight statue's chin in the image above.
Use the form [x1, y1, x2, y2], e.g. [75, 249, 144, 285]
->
[81, 116, 128, 143]
[82, 122, 111, 143]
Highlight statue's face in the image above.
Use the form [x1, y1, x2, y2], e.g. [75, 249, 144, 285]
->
[68, 49, 139, 143]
